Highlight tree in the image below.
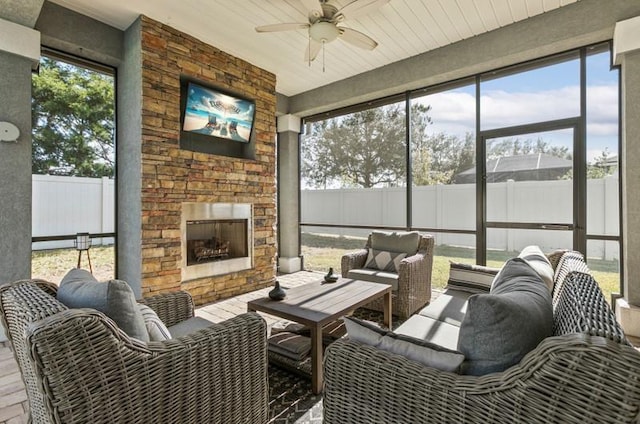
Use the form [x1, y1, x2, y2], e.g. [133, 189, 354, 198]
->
[412, 131, 475, 185]
[32, 57, 115, 177]
[486, 137, 571, 160]
[302, 96, 586, 188]
[302, 103, 409, 188]
[409, 100, 476, 185]
[587, 148, 617, 179]
[302, 101, 480, 188]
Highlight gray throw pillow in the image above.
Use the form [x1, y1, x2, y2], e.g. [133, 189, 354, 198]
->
[138, 304, 171, 341]
[457, 258, 553, 376]
[344, 317, 465, 372]
[370, 231, 420, 255]
[518, 245, 554, 292]
[57, 268, 149, 342]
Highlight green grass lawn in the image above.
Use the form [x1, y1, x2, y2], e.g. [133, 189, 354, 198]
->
[301, 233, 620, 304]
[31, 236, 620, 305]
[32, 245, 115, 284]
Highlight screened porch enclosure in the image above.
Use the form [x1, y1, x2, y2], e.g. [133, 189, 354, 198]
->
[300, 43, 620, 298]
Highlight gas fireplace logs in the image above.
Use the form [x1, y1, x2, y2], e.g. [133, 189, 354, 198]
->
[189, 238, 230, 262]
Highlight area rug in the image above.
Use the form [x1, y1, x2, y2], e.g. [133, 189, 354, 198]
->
[267, 308, 404, 423]
[268, 365, 323, 424]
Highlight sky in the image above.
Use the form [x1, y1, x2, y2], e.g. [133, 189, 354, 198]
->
[415, 50, 618, 163]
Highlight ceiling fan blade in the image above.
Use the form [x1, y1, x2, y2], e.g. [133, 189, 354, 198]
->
[255, 22, 309, 33]
[304, 39, 322, 62]
[334, 0, 390, 22]
[339, 27, 378, 50]
[300, 0, 323, 20]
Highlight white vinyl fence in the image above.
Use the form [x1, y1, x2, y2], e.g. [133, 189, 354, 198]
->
[32, 175, 115, 250]
[32, 175, 619, 260]
[302, 176, 620, 260]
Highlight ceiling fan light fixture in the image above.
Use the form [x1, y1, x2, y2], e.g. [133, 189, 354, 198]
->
[309, 21, 339, 43]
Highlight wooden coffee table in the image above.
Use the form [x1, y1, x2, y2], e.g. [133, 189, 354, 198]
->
[247, 278, 392, 394]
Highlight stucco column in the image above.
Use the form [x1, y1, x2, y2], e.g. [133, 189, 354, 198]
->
[277, 114, 303, 273]
[0, 18, 40, 341]
[116, 18, 143, 297]
[613, 16, 640, 337]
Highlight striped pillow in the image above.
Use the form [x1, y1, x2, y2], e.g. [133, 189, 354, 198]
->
[446, 262, 500, 293]
[138, 304, 172, 341]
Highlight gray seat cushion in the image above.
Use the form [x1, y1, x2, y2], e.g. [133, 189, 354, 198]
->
[344, 317, 464, 372]
[458, 258, 553, 376]
[57, 268, 149, 342]
[268, 332, 312, 361]
[370, 231, 420, 255]
[270, 320, 310, 336]
[346, 268, 398, 291]
[394, 314, 461, 351]
[168, 316, 214, 338]
[417, 289, 473, 327]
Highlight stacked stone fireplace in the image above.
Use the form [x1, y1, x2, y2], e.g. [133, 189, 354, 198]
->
[136, 15, 277, 305]
[181, 203, 253, 281]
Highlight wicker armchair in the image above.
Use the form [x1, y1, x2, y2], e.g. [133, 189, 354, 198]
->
[0, 279, 268, 424]
[341, 233, 434, 320]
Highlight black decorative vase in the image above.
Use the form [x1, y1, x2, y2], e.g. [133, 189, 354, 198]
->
[268, 280, 286, 300]
[324, 267, 339, 283]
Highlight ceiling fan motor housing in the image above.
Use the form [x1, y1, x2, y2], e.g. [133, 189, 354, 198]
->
[309, 21, 340, 43]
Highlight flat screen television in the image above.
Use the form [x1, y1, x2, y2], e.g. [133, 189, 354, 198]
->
[182, 81, 256, 144]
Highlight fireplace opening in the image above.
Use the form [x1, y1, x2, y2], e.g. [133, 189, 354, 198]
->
[186, 219, 248, 266]
[181, 202, 253, 280]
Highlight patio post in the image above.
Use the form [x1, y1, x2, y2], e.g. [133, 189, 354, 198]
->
[0, 16, 41, 341]
[613, 15, 640, 337]
[277, 114, 303, 273]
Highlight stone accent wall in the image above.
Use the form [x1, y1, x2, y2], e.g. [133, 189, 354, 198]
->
[139, 15, 277, 305]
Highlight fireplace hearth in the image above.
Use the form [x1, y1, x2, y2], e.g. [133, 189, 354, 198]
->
[181, 203, 253, 281]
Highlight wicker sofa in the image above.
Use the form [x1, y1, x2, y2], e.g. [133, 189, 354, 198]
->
[341, 231, 435, 320]
[0, 279, 268, 424]
[324, 250, 640, 424]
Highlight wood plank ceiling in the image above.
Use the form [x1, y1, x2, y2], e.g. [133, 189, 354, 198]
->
[50, 0, 580, 96]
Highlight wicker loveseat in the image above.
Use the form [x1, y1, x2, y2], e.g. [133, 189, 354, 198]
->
[341, 231, 435, 320]
[324, 250, 640, 424]
[0, 279, 268, 424]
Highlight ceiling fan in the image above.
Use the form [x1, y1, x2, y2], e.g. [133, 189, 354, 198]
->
[255, 0, 390, 67]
